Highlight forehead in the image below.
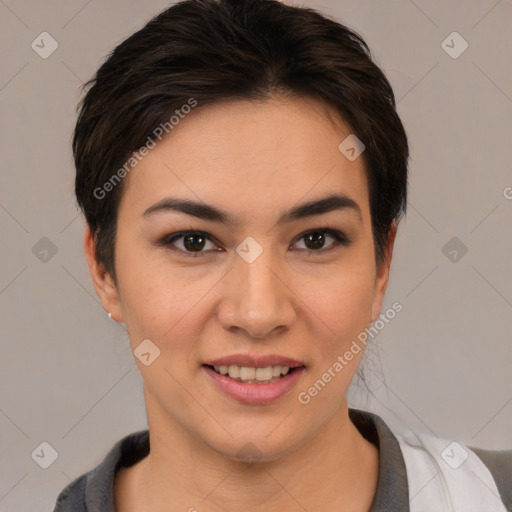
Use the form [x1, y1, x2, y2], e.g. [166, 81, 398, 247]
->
[119, 96, 370, 224]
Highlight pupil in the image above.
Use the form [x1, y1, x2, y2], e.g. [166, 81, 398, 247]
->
[305, 232, 325, 250]
[184, 234, 205, 251]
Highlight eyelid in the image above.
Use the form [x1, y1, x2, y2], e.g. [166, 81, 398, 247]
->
[159, 227, 351, 257]
[158, 230, 220, 258]
[292, 227, 351, 252]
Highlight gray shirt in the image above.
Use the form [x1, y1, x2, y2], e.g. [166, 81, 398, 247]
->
[53, 409, 512, 511]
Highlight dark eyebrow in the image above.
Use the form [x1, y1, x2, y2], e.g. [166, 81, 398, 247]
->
[143, 193, 362, 225]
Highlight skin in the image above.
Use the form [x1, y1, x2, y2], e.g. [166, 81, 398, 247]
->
[84, 95, 396, 511]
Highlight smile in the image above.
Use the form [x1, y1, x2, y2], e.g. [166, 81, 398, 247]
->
[202, 364, 306, 404]
[210, 364, 293, 383]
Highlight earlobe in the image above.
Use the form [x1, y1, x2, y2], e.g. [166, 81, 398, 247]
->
[370, 220, 397, 323]
[83, 223, 123, 322]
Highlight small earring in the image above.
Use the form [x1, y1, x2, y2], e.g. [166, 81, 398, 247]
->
[107, 312, 112, 320]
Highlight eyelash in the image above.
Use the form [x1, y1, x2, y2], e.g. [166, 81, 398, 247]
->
[158, 228, 351, 258]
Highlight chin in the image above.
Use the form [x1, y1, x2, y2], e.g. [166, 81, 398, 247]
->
[199, 425, 302, 465]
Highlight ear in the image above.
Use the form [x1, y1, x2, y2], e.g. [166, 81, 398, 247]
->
[370, 220, 397, 323]
[83, 223, 124, 322]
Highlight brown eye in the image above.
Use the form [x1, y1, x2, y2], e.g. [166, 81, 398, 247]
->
[182, 233, 207, 251]
[303, 231, 327, 250]
[293, 229, 351, 253]
[160, 228, 350, 259]
[161, 231, 219, 257]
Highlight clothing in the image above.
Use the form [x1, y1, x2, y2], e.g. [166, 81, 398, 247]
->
[395, 427, 510, 510]
[53, 409, 511, 511]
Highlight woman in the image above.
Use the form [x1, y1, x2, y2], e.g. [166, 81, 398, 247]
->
[53, 0, 511, 510]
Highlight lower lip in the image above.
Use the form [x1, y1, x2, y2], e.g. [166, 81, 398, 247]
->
[202, 365, 305, 405]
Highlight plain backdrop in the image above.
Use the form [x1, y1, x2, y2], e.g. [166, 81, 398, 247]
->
[0, 0, 511, 510]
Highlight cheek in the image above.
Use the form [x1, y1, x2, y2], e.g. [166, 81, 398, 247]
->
[298, 256, 376, 344]
[115, 238, 220, 344]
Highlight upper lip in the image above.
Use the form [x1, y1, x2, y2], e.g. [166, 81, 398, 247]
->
[203, 354, 305, 368]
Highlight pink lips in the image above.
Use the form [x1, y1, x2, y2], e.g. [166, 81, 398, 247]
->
[203, 365, 305, 405]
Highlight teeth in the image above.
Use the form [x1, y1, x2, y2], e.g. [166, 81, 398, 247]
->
[256, 367, 273, 381]
[240, 366, 256, 380]
[212, 365, 292, 383]
[228, 365, 240, 378]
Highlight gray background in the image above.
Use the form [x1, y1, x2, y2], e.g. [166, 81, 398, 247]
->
[0, 0, 511, 510]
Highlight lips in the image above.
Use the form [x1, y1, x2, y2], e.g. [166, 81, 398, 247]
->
[202, 353, 306, 404]
[202, 364, 306, 404]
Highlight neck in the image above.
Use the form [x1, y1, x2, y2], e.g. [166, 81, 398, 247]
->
[115, 397, 379, 512]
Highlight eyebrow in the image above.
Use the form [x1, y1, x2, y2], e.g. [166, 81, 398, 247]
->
[143, 193, 362, 226]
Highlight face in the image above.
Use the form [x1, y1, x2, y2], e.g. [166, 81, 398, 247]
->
[86, 95, 394, 462]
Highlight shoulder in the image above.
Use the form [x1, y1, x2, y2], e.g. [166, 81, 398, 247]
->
[394, 427, 511, 511]
[52, 429, 150, 512]
[349, 409, 512, 511]
[52, 475, 87, 511]
[469, 446, 512, 509]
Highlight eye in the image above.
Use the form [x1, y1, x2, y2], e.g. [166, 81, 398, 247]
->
[160, 231, 220, 258]
[292, 228, 351, 254]
[159, 228, 351, 258]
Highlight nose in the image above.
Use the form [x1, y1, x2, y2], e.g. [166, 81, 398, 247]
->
[217, 249, 297, 339]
